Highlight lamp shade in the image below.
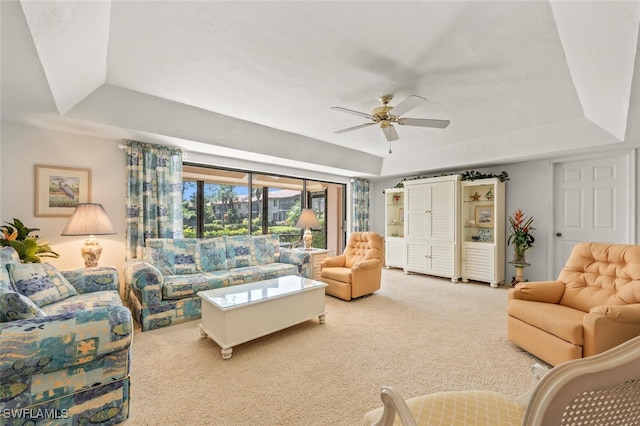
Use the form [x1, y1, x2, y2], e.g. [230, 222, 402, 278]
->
[61, 203, 115, 236]
[296, 208, 320, 229]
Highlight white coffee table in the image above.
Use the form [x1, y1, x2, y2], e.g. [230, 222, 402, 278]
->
[197, 275, 328, 359]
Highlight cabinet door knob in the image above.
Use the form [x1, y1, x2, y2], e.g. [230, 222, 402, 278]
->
[555, 232, 562, 237]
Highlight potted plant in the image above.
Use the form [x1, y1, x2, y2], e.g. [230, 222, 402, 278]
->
[0, 219, 59, 263]
[507, 209, 535, 264]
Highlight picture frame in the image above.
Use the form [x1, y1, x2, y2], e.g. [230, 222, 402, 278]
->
[475, 205, 494, 228]
[35, 165, 91, 217]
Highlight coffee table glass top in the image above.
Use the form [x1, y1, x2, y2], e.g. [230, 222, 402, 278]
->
[198, 275, 327, 309]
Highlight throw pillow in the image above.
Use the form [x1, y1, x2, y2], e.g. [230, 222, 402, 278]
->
[145, 239, 198, 275]
[253, 235, 279, 265]
[0, 287, 46, 322]
[225, 236, 256, 269]
[0, 247, 20, 291]
[196, 237, 228, 272]
[8, 263, 78, 307]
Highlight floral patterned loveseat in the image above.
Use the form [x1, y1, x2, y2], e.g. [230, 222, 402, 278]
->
[0, 246, 132, 425]
[123, 235, 311, 331]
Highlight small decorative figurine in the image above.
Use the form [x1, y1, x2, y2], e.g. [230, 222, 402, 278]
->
[470, 192, 481, 201]
[485, 188, 494, 200]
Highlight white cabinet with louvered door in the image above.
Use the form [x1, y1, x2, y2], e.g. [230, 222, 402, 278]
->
[403, 175, 460, 282]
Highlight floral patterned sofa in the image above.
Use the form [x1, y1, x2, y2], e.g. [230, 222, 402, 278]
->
[0, 246, 132, 425]
[123, 235, 311, 331]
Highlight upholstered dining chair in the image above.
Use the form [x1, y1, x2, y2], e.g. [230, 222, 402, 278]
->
[319, 231, 383, 301]
[361, 334, 640, 426]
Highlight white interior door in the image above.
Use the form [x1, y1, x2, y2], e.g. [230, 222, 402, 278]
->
[553, 153, 633, 277]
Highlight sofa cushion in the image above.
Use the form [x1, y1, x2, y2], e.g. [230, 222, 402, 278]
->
[508, 299, 586, 345]
[0, 286, 46, 322]
[231, 264, 298, 284]
[225, 235, 256, 269]
[254, 235, 279, 265]
[232, 266, 269, 283]
[162, 272, 244, 299]
[145, 238, 198, 275]
[41, 290, 123, 315]
[9, 263, 78, 307]
[196, 237, 228, 272]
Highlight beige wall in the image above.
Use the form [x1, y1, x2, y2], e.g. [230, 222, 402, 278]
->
[1, 123, 127, 272]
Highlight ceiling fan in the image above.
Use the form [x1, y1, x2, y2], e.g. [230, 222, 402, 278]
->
[331, 95, 450, 153]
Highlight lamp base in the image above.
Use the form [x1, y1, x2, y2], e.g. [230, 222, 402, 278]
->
[303, 228, 313, 250]
[82, 237, 102, 268]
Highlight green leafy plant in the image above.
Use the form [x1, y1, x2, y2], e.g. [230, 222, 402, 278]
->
[0, 219, 59, 263]
[460, 170, 510, 182]
[393, 170, 510, 188]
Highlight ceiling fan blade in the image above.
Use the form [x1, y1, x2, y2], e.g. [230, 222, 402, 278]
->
[382, 125, 399, 142]
[330, 106, 373, 120]
[398, 118, 451, 129]
[389, 95, 427, 117]
[334, 122, 375, 134]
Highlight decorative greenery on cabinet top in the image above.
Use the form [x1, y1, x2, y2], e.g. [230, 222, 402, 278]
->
[390, 170, 509, 189]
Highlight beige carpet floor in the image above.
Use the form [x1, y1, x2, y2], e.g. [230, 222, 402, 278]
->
[125, 269, 543, 425]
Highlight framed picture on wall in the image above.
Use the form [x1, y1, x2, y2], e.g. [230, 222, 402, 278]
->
[35, 165, 91, 217]
[475, 205, 494, 228]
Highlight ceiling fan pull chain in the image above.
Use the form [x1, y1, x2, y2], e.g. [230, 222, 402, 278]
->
[389, 142, 392, 154]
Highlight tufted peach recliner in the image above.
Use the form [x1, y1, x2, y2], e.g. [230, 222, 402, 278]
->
[320, 232, 383, 301]
[508, 242, 640, 366]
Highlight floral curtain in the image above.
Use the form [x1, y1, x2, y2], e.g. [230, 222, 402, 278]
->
[352, 178, 370, 232]
[124, 140, 183, 260]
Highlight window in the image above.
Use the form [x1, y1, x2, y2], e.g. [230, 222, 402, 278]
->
[182, 168, 248, 238]
[182, 164, 346, 253]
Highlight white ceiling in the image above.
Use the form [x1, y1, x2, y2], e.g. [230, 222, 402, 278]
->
[2, 0, 640, 178]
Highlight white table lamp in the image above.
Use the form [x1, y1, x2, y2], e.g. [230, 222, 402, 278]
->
[296, 208, 320, 250]
[62, 203, 115, 267]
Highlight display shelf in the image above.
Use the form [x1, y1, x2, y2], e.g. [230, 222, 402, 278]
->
[459, 178, 505, 287]
[384, 189, 405, 238]
[384, 188, 405, 269]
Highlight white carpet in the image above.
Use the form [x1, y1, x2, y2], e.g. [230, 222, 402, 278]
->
[125, 269, 542, 425]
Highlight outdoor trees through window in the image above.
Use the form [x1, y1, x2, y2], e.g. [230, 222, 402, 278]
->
[182, 165, 343, 251]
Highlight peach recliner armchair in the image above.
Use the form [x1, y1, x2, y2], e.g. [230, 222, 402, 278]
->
[508, 242, 640, 366]
[320, 232, 383, 301]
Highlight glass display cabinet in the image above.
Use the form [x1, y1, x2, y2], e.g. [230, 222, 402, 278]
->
[384, 188, 405, 269]
[459, 178, 505, 287]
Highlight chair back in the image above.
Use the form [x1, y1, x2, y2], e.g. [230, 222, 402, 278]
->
[557, 242, 640, 312]
[343, 232, 383, 268]
[523, 334, 640, 425]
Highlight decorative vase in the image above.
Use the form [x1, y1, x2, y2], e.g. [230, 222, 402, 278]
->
[511, 245, 529, 284]
[513, 245, 526, 265]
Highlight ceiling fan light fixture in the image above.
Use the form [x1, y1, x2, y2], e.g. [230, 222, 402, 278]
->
[372, 105, 393, 118]
[331, 94, 450, 152]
